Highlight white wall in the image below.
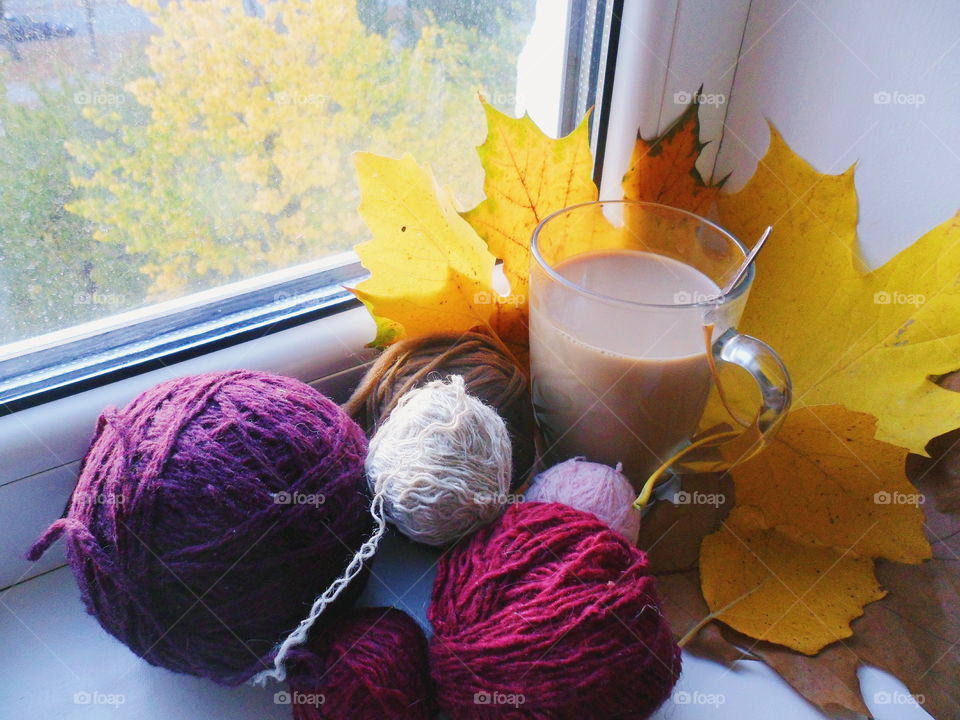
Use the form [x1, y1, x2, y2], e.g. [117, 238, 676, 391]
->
[716, 0, 960, 268]
[600, 0, 959, 269]
[599, 0, 751, 199]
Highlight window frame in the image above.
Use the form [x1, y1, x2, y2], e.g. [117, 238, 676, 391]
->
[0, 256, 364, 414]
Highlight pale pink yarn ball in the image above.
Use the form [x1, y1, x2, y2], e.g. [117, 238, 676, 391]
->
[524, 457, 641, 544]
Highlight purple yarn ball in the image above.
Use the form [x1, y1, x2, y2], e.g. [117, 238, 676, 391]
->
[28, 370, 372, 685]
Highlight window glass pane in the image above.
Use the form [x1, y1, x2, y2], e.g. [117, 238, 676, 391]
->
[0, 0, 539, 345]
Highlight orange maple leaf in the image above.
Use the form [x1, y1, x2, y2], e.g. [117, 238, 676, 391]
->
[622, 90, 727, 216]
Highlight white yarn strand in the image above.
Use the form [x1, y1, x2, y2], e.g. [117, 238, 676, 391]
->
[250, 375, 512, 684]
[250, 493, 387, 685]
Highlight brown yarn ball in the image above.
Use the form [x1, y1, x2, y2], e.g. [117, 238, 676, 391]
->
[344, 331, 537, 488]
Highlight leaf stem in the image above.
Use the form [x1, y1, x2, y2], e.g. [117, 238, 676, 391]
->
[633, 430, 740, 510]
[678, 577, 771, 648]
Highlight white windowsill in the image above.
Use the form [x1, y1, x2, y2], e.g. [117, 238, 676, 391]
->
[2, 528, 930, 719]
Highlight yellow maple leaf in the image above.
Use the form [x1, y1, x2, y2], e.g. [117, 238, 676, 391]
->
[351, 152, 497, 344]
[462, 100, 598, 303]
[718, 125, 960, 455]
[622, 93, 725, 216]
[699, 405, 929, 653]
[701, 506, 886, 655]
[730, 405, 930, 565]
[690, 125, 941, 655]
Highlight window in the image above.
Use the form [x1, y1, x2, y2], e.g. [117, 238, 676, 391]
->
[0, 0, 616, 411]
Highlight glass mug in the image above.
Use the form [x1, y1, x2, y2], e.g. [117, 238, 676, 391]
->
[529, 200, 791, 491]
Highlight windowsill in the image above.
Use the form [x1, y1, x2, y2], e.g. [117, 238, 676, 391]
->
[0, 531, 438, 719]
[3, 530, 922, 719]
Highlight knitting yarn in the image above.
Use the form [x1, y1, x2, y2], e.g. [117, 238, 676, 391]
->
[27, 371, 373, 686]
[365, 375, 512, 547]
[525, 457, 641, 544]
[429, 502, 680, 720]
[286, 607, 433, 720]
[344, 331, 536, 487]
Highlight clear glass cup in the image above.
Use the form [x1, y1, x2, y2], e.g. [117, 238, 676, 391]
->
[529, 200, 791, 490]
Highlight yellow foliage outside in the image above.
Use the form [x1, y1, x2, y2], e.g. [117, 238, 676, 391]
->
[67, 0, 531, 298]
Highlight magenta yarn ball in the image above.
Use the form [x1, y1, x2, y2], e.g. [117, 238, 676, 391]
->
[429, 502, 680, 720]
[287, 607, 434, 720]
[525, 457, 641, 544]
[28, 370, 373, 685]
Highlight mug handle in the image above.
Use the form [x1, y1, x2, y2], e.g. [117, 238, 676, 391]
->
[633, 326, 792, 509]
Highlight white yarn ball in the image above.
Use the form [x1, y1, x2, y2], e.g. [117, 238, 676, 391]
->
[365, 374, 513, 546]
